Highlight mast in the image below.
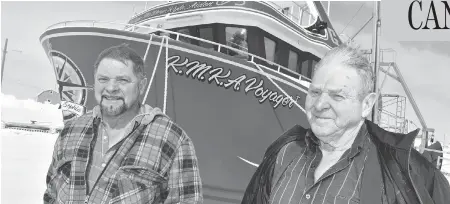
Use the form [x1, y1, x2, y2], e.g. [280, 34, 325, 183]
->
[1, 38, 8, 86]
[371, 1, 381, 123]
[368, 1, 430, 151]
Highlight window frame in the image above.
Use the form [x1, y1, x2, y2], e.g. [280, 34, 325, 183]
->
[263, 36, 278, 63]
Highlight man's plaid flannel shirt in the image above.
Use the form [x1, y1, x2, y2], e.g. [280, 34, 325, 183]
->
[44, 105, 203, 204]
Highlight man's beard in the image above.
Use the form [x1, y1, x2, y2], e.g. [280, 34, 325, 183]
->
[100, 97, 127, 117]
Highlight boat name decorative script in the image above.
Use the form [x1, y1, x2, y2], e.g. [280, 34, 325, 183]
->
[140, 1, 245, 19]
[167, 55, 301, 109]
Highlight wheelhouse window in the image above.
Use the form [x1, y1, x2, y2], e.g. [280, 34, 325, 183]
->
[311, 60, 318, 75]
[175, 28, 192, 44]
[288, 50, 299, 72]
[198, 27, 215, 50]
[264, 37, 277, 62]
[225, 27, 248, 59]
[282, 7, 290, 15]
[301, 60, 309, 77]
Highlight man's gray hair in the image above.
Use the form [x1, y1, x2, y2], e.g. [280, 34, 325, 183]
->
[314, 43, 374, 100]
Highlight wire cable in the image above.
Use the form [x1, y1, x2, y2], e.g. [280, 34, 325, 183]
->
[339, 3, 365, 35]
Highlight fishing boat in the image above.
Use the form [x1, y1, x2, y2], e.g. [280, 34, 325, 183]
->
[39, 1, 340, 202]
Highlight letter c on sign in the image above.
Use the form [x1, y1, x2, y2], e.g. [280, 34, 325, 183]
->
[409, 0, 423, 30]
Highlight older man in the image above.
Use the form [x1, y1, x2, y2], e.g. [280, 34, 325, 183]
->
[44, 44, 203, 204]
[242, 44, 450, 204]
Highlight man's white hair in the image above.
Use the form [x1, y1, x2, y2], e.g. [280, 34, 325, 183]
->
[313, 42, 374, 100]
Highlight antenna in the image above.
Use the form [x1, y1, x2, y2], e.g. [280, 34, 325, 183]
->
[1, 38, 8, 85]
[1, 39, 22, 86]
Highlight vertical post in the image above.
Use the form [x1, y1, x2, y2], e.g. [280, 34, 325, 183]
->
[1, 38, 8, 85]
[308, 13, 312, 25]
[327, 1, 331, 17]
[422, 130, 429, 151]
[290, 5, 294, 21]
[299, 7, 303, 25]
[371, 1, 381, 124]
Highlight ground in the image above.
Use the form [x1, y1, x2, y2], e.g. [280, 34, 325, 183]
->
[0, 129, 449, 203]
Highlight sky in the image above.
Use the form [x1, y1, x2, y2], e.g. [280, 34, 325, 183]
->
[1, 1, 449, 143]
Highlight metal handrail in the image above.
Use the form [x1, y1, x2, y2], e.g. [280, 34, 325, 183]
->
[425, 148, 450, 154]
[265, 1, 316, 27]
[44, 20, 313, 83]
[225, 40, 249, 52]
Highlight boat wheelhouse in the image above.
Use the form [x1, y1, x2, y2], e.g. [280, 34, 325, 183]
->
[125, 1, 340, 71]
[40, 1, 341, 203]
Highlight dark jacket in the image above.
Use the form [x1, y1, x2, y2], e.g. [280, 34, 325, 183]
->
[241, 120, 450, 204]
[422, 141, 444, 170]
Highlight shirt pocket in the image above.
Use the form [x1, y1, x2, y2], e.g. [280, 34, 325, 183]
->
[316, 193, 360, 204]
[53, 150, 82, 184]
[54, 160, 73, 203]
[109, 165, 168, 204]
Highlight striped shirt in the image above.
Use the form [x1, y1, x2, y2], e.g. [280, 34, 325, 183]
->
[269, 124, 372, 204]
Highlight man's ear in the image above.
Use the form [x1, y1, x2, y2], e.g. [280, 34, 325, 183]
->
[361, 92, 377, 118]
[139, 77, 148, 95]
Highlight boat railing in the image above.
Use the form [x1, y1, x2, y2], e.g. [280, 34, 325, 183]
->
[45, 20, 312, 84]
[46, 20, 128, 30]
[380, 48, 397, 64]
[265, 1, 317, 27]
[225, 40, 249, 52]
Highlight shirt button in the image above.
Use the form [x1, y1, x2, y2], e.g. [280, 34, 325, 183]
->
[103, 136, 107, 140]
[305, 194, 311, 199]
[101, 163, 106, 167]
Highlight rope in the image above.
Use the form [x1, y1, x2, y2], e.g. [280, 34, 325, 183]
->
[142, 36, 166, 105]
[163, 36, 169, 114]
[170, 70, 177, 122]
[249, 61, 306, 113]
[271, 102, 285, 132]
[143, 34, 154, 62]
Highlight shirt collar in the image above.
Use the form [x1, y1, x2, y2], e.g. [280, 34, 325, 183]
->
[93, 104, 163, 149]
[305, 129, 320, 149]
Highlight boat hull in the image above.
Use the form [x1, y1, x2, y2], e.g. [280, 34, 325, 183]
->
[41, 27, 312, 203]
